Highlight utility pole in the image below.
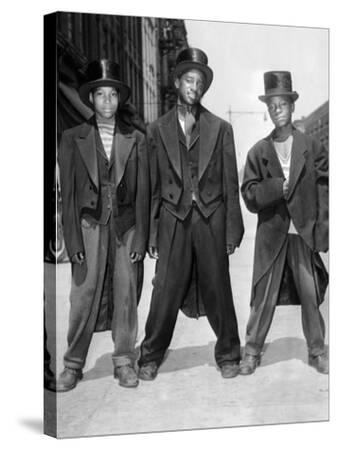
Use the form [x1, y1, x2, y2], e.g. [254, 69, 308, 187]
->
[226, 106, 267, 124]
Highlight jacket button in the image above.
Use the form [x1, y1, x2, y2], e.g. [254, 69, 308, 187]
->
[169, 193, 173, 199]
[90, 201, 95, 206]
[168, 179, 173, 184]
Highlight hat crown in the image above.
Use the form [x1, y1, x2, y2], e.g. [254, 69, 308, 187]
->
[85, 59, 121, 83]
[176, 47, 208, 66]
[264, 71, 293, 94]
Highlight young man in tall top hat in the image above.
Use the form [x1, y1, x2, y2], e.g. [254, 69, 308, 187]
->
[138, 48, 244, 380]
[56, 59, 149, 391]
[240, 71, 329, 375]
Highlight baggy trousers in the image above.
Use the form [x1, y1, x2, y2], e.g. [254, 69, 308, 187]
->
[245, 234, 326, 357]
[64, 217, 139, 370]
[139, 203, 241, 368]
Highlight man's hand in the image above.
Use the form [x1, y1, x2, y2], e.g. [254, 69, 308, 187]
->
[130, 252, 143, 263]
[148, 246, 159, 259]
[283, 179, 289, 198]
[226, 244, 236, 255]
[71, 252, 85, 265]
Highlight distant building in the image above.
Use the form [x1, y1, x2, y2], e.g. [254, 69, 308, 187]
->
[158, 19, 188, 114]
[56, 12, 189, 133]
[294, 101, 329, 148]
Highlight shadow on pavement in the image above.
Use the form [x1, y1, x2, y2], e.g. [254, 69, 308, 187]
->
[80, 338, 329, 381]
[159, 341, 217, 373]
[261, 337, 329, 366]
[19, 418, 43, 434]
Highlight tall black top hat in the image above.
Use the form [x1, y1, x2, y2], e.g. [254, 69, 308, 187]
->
[173, 47, 214, 93]
[79, 59, 131, 109]
[258, 71, 299, 103]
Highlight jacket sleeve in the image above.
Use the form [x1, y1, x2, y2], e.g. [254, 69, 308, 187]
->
[130, 131, 150, 256]
[314, 141, 329, 252]
[146, 125, 161, 249]
[241, 146, 285, 213]
[222, 124, 244, 247]
[57, 132, 84, 259]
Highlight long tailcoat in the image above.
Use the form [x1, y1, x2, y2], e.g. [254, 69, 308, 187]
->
[147, 105, 244, 317]
[58, 115, 149, 261]
[241, 127, 328, 306]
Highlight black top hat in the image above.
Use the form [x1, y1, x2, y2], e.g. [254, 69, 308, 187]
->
[258, 71, 299, 103]
[79, 59, 131, 109]
[173, 48, 214, 93]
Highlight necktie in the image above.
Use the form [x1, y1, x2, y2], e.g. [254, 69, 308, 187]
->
[184, 108, 196, 148]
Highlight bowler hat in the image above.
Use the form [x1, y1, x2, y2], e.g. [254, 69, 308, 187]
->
[79, 59, 131, 109]
[173, 47, 213, 93]
[258, 71, 299, 103]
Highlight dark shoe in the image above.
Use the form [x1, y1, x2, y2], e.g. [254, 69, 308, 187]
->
[44, 365, 57, 392]
[309, 354, 329, 374]
[239, 354, 261, 375]
[138, 362, 158, 381]
[114, 365, 139, 388]
[220, 362, 240, 378]
[56, 367, 83, 392]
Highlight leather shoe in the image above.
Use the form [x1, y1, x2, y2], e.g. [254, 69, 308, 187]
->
[220, 362, 240, 378]
[239, 354, 261, 375]
[56, 367, 83, 392]
[44, 365, 57, 392]
[309, 354, 329, 374]
[114, 365, 139, 388]
[138, 362, 158, 381]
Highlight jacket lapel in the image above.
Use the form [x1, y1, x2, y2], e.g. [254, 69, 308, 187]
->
[159, 108, 182, 179]
[114, 120, 136, 187]
[262, 134, 285, 179]
[198, 107, 220, 180]
[75, 119, 99, 189]
[287, 129, 307, 199]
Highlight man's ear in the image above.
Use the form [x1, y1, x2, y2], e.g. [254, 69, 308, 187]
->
[89, 92, 93, 104]
[174, 77, 180, 90]
[291, 102, 295, 113]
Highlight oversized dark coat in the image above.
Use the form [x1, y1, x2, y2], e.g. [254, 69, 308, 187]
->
[58, 116, 149, 329]
[241, 127, 328, 306]
[148, 105, 244, 317]
[58, 116, 149, 259]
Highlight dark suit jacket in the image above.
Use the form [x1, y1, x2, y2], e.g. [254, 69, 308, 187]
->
[58, 116, 149, 259]
[147, 105, 244, 249]
[241, 127, 328, 302]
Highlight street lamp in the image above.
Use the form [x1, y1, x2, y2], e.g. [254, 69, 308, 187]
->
[226, 106, 267, 124]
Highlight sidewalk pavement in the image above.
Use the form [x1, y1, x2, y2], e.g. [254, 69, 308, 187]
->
[44, 208, 329, 438]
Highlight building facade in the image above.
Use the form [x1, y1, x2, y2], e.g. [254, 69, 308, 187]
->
[293, 101, 329, 148]
[56, 11, 188, 132]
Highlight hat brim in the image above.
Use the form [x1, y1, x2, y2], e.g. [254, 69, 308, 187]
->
[173, 62, 214, 93]
[79, 79, 131, 109]
[258, 91, 299, 103]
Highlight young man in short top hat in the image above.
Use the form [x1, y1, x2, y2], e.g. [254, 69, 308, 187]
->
[240, 71, 329, 375]
[138, 48, 244, 380]
[56, 59, 149, 391]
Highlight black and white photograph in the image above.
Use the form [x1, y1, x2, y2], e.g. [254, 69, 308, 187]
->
[43, 9, 329, 439]
[1, 1, 335, 448]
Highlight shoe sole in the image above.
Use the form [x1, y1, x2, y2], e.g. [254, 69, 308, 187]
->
[114, 371, 139, 387]
[239, 358, 261, 376]
[308, 359, 329, 375]
[56, 372, 83, 393]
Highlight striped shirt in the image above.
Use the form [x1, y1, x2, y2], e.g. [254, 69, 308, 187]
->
[97, 119, 115, 160]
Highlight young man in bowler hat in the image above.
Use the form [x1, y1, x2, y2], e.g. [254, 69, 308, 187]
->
[56, 59, 149, 391]
[138, 48, 244, 380]
[240, 71, 329, 375]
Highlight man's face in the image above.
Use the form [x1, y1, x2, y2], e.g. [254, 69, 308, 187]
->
[267, 95, 294, 128]
[175, 69, 205, 106]
[89, 86, 119, 120]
